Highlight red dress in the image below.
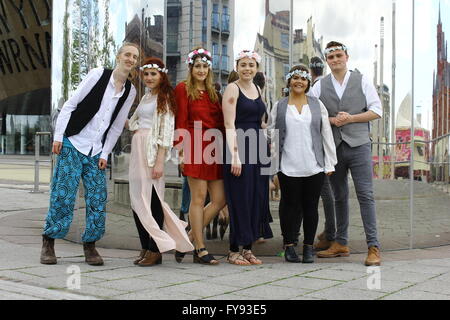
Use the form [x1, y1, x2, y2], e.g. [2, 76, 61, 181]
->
[174, 82, 224, 180]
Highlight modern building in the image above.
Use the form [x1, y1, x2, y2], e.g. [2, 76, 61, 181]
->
[166, 0, 235, 90]
[254, 1, 324, 106]
[0, 0, 52, 155]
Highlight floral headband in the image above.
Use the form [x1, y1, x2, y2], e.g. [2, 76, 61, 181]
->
[324, 45, 348, 57]
[285, 69, 312, 82]
[309, 61, 324, 68]
[235, 50, 262, 64]
[185, 48, 212, 66]
[140, 64, 168, 73]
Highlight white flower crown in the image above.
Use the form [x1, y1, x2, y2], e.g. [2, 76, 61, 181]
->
[235, 50, 262, 64]
[140, 64, 168, 73]
[309, 62, 324, 68]
[185, 48, 212, 66]
[324, 45, 348, 57]
[285, 69, 312, 81]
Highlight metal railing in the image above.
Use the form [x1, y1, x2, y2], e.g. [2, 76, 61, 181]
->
[32, 132, 52, 193]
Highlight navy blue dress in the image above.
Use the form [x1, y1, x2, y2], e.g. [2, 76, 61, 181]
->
[223, 83, 273, 246]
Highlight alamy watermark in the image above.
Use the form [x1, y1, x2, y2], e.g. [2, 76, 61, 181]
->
[171, 122, 280, 176]
[366, 266, 381, 290]
[66, 265, 81, 290]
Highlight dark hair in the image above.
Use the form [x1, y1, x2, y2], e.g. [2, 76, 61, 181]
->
[141, 57, 176, 115]
[253, 72, 266, 90]
[309, 56, 324, 77]
[286, 64, 311, 94]
[227, 70, 239, 83]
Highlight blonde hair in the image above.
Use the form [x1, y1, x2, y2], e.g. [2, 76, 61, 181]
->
[185, 47, 218, 103]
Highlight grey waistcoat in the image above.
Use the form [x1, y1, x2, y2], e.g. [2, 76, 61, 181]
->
[319, 72, 370, 147]
[275, 95, 324, 169]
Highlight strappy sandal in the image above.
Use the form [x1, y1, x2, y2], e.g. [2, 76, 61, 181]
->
[227, 251, 251, 266]
[193, 248, 219, 265]
[174, 250, 189, 263]
[242, 249, 262, 265]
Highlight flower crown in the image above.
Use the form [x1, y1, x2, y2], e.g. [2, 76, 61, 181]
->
[235, 50, 262, 64]
[185, 48, 212, 66]
[324, 45, 348, 57]
[140, 64, 168, 73]
[285, 69, 312, 82]
[309, 61, 324, 68]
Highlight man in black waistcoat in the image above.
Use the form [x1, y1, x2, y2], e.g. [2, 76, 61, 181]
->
[40, 43, 139, 266]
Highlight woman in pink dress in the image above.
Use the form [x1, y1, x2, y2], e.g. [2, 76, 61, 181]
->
[128, 57, 193, 266]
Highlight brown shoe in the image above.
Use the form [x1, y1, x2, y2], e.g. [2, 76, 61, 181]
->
[138, 251, 162, 267]
[365, 246, 381, 266]
[314, 238, 333, 251]
[316, 241, 350, 258]
[133, 249, 147, 265]
[83, 242, 104, 266]
[40, 235, 57, 265]
[317, 231, 326, 241]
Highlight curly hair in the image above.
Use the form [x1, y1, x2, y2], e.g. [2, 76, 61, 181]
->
[140, 57, 177, 115]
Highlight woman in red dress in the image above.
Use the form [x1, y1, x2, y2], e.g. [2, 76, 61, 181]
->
[174, 48, 226, 265]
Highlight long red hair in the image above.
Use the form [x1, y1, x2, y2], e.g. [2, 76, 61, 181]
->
[140, 57, 177, 115]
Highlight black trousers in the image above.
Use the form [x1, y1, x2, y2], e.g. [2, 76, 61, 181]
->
[278, 171, 325, 246]
[133, 187, 164, 253]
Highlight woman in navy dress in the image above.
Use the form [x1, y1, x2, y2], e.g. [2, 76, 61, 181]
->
[222, 50, 273, 265]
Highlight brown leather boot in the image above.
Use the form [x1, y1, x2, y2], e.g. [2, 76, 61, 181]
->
[314, 238, 333, 251]
[137, 251, 162, 267]
[133, 249, 147, 265]
[40, 235, 57, 265]
[83, 242, 104, 266]
[317, 231, 326, 241]
[316, 241, 350, 258]
[365, 246, 381, 266]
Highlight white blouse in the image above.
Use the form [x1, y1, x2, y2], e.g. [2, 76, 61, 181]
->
[281, 105, 324, 177]
[267, 100, 337, 177]
[128, 94, 175, 167]
[135, 94, 157, 129]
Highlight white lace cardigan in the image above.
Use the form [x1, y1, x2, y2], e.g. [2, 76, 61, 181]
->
[128, 95, 175, 167]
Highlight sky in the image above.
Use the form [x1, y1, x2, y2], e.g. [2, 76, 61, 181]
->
[235, 0, 447, 131]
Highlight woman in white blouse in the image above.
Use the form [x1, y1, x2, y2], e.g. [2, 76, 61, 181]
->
[128, 57, 194, 266]
[268, 65, 337, 263]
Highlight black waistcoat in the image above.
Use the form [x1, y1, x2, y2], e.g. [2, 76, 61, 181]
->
[65, 69, 132, 145]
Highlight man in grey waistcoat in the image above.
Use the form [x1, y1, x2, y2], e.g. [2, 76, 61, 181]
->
[309, 41, 381, 266]
[310, 57, 337, 251]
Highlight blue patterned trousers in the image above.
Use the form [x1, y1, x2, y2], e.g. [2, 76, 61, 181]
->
[43, 137, 107, 243]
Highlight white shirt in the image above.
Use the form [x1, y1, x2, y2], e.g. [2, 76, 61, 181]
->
[281, 105, 325, 177]
[135, 94, 157, 129]
[54, 67, 137, 160]
[309, 70, 382, 117]
[268, 100, 337, 177]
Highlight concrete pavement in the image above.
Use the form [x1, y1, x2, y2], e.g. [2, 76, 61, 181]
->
[0, 186, 450, 300]
[1, 155, 450, 300]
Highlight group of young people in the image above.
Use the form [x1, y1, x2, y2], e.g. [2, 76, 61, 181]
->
[39, 39, 382, 268]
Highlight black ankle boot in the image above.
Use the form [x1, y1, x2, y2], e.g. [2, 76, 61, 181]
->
[284, 245, 301, 263]
[302, 244, 314, 263]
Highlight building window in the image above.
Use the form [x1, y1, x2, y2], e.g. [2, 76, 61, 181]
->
[281, 33, 289, 49]
[212, 3, 220, 31]
[212, 42, 219, 70]
[202, 0, 207, 44]
[222, 5, 230, 33]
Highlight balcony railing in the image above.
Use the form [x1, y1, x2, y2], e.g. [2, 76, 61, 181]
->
[166, 34, 179, 55]
[212, 12, 220, 33]
[212, 54, 220, 71]
[221, 55, 229, 74]
[221, 13, 230, 35]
